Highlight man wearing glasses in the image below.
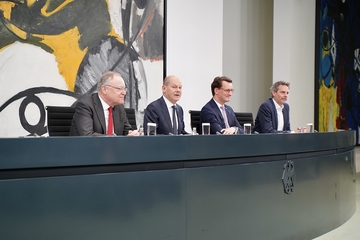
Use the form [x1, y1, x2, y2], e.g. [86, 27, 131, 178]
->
[70, 71, 138, 136]
[199, 76, 244, 134]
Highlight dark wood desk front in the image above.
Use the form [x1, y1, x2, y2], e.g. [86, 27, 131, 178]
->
[0, 131, 356, 240]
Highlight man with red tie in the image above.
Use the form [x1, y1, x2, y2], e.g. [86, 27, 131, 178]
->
[70, 71, 138, 136]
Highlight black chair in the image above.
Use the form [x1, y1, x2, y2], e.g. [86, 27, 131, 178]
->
[46, 106, 75, 136]
[189, 110, 201, 133]
[125, 108, 137, 130]
[234, 112, 254, 127]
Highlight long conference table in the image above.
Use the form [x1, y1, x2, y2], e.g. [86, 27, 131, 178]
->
[0, 131, 357, 240]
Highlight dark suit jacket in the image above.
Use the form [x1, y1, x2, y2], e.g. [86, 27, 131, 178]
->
[253, 98, 291, 133]
[143, 97, 187, 135]
[199, 99, 243, 134]
[69, 93, 133, 136]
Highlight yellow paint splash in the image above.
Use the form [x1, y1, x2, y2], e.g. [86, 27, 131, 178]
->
[0, 2, 14, 19]
[319, 80, 338, 132]
[40, 0, 74, 17]
[38, 27, 86, 92]
[318, 28, 340, 132]
[0, 0, 125, 93]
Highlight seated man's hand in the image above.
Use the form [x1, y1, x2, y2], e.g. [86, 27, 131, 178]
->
[220, 127, 237, 135]
[295, 127, 307, 133]
[127, 130, 139, 136]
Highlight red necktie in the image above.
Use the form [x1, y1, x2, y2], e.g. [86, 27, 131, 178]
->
[107, 107, 113, 135]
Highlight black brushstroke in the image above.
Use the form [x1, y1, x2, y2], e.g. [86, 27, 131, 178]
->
[19, 95, 46, 135]
[0, 0, 165, 136]
[0, 0, 110, 51]
[0, 87, 79, 136]
[0, 87, 79, 112]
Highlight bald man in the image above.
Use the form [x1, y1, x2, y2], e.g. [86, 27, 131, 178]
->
[143, 75, 188, 135]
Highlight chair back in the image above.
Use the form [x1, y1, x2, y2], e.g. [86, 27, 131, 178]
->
[189, 110, 201, 133]
[234, 112, 254, 127]
[125, 108, 137, 130]
[46, 106, 75, 136]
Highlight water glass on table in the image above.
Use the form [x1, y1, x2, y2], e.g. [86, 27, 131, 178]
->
[202, 123, 210, 135]
[147, 123, 157, 135]
[243, 123, 252, 134]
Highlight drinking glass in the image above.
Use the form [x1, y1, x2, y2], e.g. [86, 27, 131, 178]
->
[147, 123, 157, 135]
[244, 123, 251, 134]
[202, 123, 210, 135]
[306, 123, 313, 133]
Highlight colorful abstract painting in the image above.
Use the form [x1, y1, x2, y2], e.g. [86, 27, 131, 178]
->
[0, 0, 164, 137]
[316, 0, 360, 143]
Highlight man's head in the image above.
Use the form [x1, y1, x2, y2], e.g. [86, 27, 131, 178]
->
[162, 75, 182, 104]
[270, 81, 290, 106]
[97, 71, 127, 107]
[211, 76, 234, 105]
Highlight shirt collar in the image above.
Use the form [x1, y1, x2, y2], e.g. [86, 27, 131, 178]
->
[98, 94, 111, 111]
[213, 98, 224, 109]
[163, 96, 176, 108]
[272, 98, 283, 110]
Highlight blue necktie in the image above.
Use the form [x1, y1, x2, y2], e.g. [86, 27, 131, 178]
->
[172, 105, 177, 135]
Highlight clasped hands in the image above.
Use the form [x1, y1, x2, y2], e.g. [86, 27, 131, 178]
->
[127, 130, 140, 136]
[220, 127, 237, 135]
[295, 126, 308, 133]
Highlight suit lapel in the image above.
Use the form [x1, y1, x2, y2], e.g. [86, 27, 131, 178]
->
[269, 99, 278, 130]
[113, 106, 120, 132]
[210, 99, 224, 127]
[159, 98, 172, 130]
[224, 105, 232, 125]
[176, 106, 182, 133]
[283, 106, 289, 129]
[93, 94, 106, 133]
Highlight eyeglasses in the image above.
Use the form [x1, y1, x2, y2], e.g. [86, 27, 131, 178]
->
[105, 85, 127, 92]
[221, 88, 234, 93]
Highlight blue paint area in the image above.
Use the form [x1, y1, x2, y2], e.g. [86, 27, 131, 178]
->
[318, 0, 360, 142]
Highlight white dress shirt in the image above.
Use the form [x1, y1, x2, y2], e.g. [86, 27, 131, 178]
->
[98, 94, 111, 133]
[162, 96, 178, 128]
[272, 98, 284, 131]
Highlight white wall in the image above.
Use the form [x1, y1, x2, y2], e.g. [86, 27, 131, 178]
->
[223, 0, 273, 115]
[273, 0, 315, 129]
[166, 0, 223, 131]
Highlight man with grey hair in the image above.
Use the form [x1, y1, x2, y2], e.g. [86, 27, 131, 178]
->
[254, 81, 301, 133]
[70, 71, 138, 136]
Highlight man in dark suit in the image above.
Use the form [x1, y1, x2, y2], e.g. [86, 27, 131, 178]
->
[70, 71, 138, 136]
[199, 76, 244, 134]
[253, 81, 301, 133]
[143, 75, 188, 135]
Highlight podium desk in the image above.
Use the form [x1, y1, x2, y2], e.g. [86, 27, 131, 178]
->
[0, 131, 356, 240]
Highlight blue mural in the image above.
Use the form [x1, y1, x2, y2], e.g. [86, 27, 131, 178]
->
[317, 0, 360, 142]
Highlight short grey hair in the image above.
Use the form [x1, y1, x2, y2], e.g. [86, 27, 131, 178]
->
[270, 81, 290, 94]
[96, 71, 122, 91]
